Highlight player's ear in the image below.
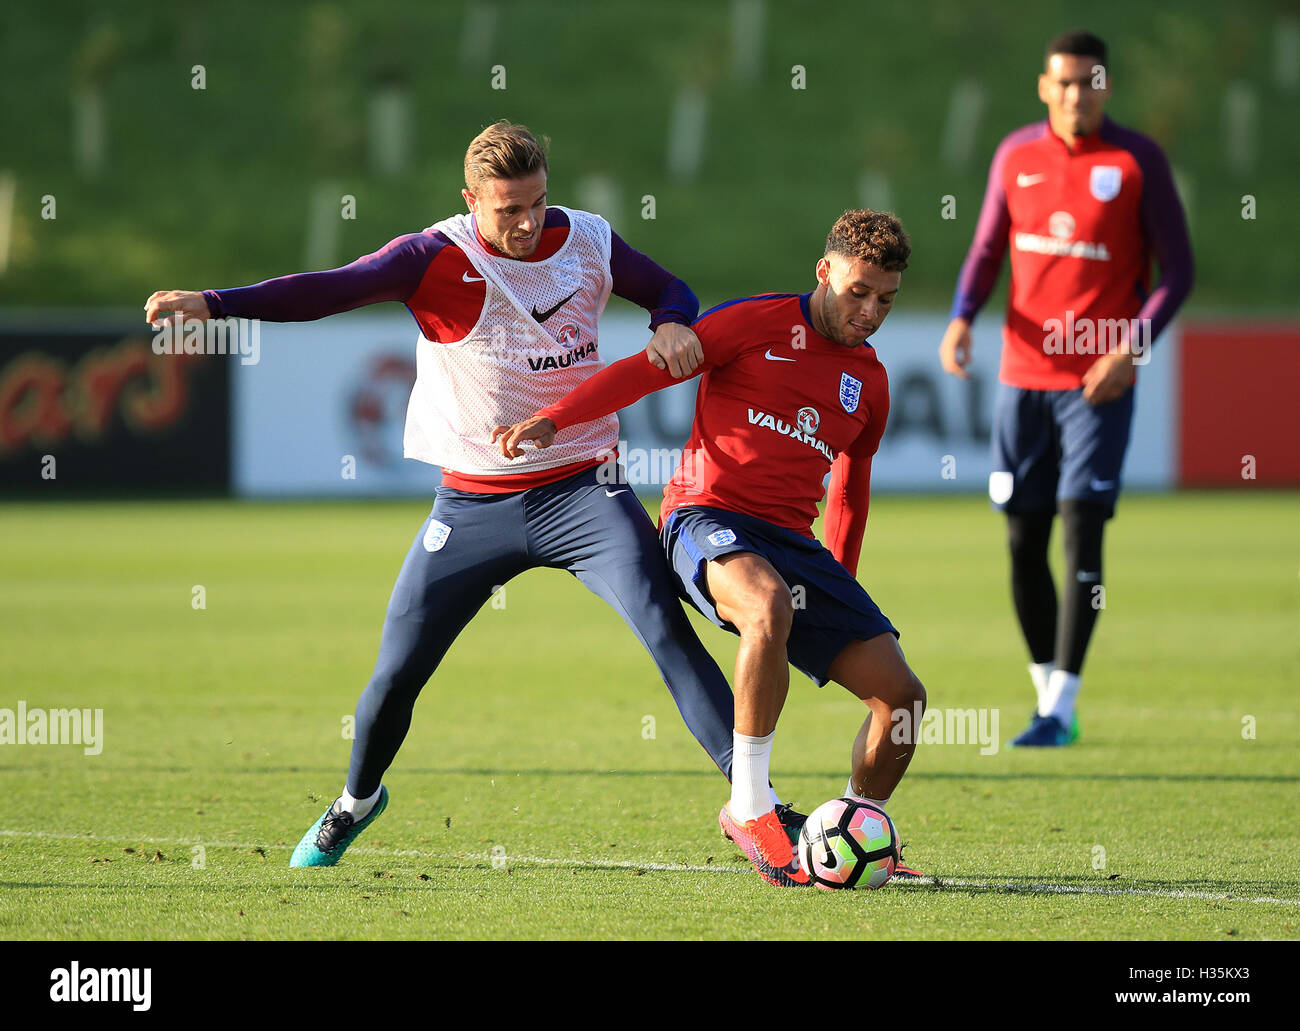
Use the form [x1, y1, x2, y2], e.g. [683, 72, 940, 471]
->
[1037, 73, 1051, 105]
[816, 257, 831, 285]
[461, 188, 477, 213]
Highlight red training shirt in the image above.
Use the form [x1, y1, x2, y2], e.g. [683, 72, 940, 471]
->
[950, 117, 1193, 389]
[536, 292, 889, 576]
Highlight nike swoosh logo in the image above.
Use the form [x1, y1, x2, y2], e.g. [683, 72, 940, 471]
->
[462, 271, 485, 282]
[1089, 479, 1116, 491]
[532, 290, 579, 323]
[604, 489, 628, 498]
[1076, 570, 1101, 583]
[1017, 173, 1046, 187]
[764, 349, 797, 362]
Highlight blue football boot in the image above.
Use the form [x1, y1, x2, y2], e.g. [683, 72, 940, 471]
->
[1009, 713, 1073, 748]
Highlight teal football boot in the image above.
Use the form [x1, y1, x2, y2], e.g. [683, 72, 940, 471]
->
[290, 786, 389, 867]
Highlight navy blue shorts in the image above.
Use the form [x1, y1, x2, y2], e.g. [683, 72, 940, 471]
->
[661, 505, 898, 687]
[990, 383, 1135, 516]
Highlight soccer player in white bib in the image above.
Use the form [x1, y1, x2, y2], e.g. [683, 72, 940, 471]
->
[144, 121, 773, 867]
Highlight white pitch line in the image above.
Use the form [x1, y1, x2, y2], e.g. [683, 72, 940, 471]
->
[0, 828, 749, 875]
[911, 878, 1300, 907]
[3, 829, 1298, 906]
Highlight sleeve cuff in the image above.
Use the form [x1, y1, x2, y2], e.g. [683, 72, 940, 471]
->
[534, 405, 565, 431]
[202, 290, 227, 319]
[949, 299, 977, 324]
[648, 310, 691, 331]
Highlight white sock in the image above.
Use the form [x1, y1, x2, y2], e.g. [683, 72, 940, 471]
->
[730, 731, 774, 823]
[1042, 670, 1081, 726]
[769, 785, 783, 808]
[1029, 661, 1054, 713]
[844, 778, 889, 811]
[340, 785, 382, 820]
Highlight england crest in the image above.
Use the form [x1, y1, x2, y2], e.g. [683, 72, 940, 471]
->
[707, 529, 737, 548]
[1089, 165, 1122, 202]
[839, 372, 862, 413]
[423, 519, 452, 552]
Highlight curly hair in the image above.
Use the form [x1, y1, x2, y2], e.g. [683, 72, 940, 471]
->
[464, 120, 549, 191]
[824, 209, 911, 271]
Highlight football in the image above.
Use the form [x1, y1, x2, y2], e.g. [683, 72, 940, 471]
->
[798, 798, 899, 890]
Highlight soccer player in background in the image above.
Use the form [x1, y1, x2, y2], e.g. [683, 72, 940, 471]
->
[496, 210, 927, 887]
[143, 120, 782, 868]
[938, 30, 1193, 747]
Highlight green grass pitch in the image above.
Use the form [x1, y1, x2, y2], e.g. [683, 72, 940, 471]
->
[1, 492, 1296, 940]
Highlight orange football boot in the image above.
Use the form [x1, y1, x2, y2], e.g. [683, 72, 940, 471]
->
[719, 804, 811, 887]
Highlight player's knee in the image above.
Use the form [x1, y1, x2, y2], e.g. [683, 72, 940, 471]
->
[1060, 500, 1106, 569]
[881, 668, 926, 713]
[363, 655, 429, 707]
[907, 672, 928, 714]
[1007, 511, 1052, 564]
[731, 587, 794, 643]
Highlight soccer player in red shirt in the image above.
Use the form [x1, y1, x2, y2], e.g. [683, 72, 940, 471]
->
[939, 30, 1193, 748]
[496, 210, 927, 887]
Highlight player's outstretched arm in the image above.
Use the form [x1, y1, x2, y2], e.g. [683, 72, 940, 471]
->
[144, 234, 431, 327]
[491, 349, 690, 459]
[143, 290, 211, 327]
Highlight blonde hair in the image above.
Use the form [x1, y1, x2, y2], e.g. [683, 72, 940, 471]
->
[464, 120, 549, 191]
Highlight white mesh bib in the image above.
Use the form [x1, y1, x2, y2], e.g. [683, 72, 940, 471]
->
[402, 206, 618, 474]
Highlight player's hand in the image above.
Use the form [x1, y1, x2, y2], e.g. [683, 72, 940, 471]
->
[491, 417, 557, 458]
[938, 317, 972, 379]
[1081, 352, 1137, 405]
[144, 290, 210, 328]
[646, 322, 703, 378]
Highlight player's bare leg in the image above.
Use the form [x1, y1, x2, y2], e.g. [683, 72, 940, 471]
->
[706, 552, 793, 740]
[705, 551, 808, 886]
[827, 633, 926, 804]
[828, 633, 926, 876]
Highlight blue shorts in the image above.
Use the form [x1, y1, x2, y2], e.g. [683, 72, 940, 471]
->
[661, 505, 898, 687]
[990, 383, 1135, 516]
